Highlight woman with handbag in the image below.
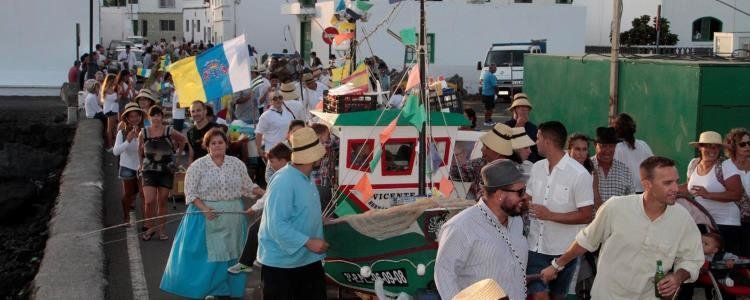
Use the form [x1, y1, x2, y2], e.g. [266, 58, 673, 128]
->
[681, 131, 744, 254]
[138, 105, 187, 241]
[724, 128, 750, 257]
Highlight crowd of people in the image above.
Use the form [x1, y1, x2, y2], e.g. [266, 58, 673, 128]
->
[443, 94, 750, 299]
[72, 36, 750, 299]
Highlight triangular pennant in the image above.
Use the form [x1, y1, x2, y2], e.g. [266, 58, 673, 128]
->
[399, 27, 417, 46]
[401, 95, 426, 131]
[429, 141, 443, 174]
[355, 0, 374, 12]
[336, 0, 346, 12]
[405, 64, 420, 91]
[439, 175, 454, 198]
[334, 199, 358, 217]
[369, 148, 382, 172]
[379, 117, 398, 145]
[353, 173, 374, 203]
[345, 8, 362, 21]
[334, 32, 354, 45]
[330, 14, 341, 26]
[338, 21, 356, 32]
[315, 98, 324, 110]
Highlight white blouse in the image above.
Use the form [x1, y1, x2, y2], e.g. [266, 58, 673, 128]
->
[184, 155, 258, 204]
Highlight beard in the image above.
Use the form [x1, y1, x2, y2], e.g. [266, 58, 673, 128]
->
[501, 200, 523, 217]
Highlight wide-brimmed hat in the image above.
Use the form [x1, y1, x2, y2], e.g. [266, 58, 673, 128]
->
[134, 89, 158, 104]
[280, 82, 299, 100]
[690, 131, 726, 147]
[480, 123, 513, 156]
[290, 127, 327, 164]
[510, 127, 535, 150]
[507, 97, 533, 111]
[120, 102, 145, 122]
[302, 73, 315, 84]
[595, 126, 620, 144]
[454, 279, 508, 300]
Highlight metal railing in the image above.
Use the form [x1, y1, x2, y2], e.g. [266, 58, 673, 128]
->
[586, 45, 714, 56]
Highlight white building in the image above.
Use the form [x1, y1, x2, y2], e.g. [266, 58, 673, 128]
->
[574, 0, 657, 47]
[663, 0, 750, 48]
[0, 0, 100, 96]
[136, 0, 184, 42]
[209, 0, 299, 53]
[183, 0, 211, 43]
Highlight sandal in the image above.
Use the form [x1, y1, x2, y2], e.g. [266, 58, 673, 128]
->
[158, 232, 169, 241]
[141, 230, 155, 241]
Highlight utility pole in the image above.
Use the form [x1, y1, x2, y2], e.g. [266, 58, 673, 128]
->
[417, 0, 427, 196]
[655, 5, 662, 53]
[89, 0, 94, 53]
[608, 0, 622, 126]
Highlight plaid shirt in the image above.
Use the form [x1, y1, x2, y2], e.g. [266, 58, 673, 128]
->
[450, 157, 486, 200]
[311, 135, 338, 188]
[592, 158, 634, 203]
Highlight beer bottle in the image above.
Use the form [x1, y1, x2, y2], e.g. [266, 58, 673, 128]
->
[654, 260, 665, 298]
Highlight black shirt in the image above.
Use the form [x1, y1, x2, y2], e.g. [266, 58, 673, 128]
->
[187, 121, 218, 160]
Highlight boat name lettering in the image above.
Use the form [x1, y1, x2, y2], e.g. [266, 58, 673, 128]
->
[341, 268, 408, 286]
[371, 192, 416, 201]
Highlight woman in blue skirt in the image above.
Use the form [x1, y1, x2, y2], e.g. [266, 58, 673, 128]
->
[161, 128, 264, 299]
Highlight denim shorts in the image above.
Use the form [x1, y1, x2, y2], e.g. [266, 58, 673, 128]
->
[527, 251, 579, 296]
[118, 166, 138, 180]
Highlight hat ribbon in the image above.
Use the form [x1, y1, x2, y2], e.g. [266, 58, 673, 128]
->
[292, 139, 320, 152]
[492, 128, 513, 140]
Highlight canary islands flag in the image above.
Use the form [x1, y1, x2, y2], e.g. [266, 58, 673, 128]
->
[169, 35, 252, 107]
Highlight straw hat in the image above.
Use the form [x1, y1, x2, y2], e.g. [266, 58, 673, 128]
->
[120, 102, 145, 122]
[302, 73, 315, 84]
[480, 123, 514, 156]
[510, 127, 535, 150]
[134, 89, 158, 104]
[507, 97, 533, 111]
[290, 127, 327, 164]
[690, 131, 726, 147]
[280, 82, 299, 100]
[453, 279, 508, 300]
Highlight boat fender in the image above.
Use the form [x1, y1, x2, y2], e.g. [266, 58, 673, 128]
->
[360, 266, 372, 278]
[416, 264, 426, 276]
[374, 278, 387, 299]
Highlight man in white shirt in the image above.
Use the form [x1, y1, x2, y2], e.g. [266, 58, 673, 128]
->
[118, 45, 137, 71]
[251, 65, 271, 114]
[540, 156, 704, 299]
[435, 159, 529, 300]
[255, 90, 295, 159]
[526, 121, 594, 300]
[300, 73, 326, 121]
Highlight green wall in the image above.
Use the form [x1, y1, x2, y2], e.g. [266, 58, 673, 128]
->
[524, 55, 750, 178]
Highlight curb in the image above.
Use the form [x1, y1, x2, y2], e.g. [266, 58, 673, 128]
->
[32, 119, 106, 299]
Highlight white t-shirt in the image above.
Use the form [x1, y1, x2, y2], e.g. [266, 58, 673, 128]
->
[102, 92, 119, 114]
[302, 84, 326, 120]
[528, 154, 595, 255]
[388, 94, 404, 109]
[614, 139, 654, 193]
[282, 99, 305, 122]
[171, 92, 185, 119]
[255, 107, 294, 150]
[84, 92, 102, 118]
[687, 159, 741, 225]
[113, 130, 140, 170]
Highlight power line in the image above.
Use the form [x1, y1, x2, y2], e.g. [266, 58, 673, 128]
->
[713, 0, 750, 17]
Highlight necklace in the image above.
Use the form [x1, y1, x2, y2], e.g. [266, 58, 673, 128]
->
[477, 203, 527, 296]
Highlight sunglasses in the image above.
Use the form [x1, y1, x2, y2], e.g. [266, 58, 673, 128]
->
[737, 141, 750, 148]
[500, 186, 526, 197]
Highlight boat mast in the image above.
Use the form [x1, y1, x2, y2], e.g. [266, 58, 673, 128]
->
[417, 0, 427, 196]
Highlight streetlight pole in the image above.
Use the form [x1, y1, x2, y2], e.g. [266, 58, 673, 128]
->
[608, 0, 622, 126]
[417, 0, 427, 196]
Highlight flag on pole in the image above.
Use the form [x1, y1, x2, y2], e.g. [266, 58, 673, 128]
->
[333, 32, 354, 45]
[160, 54, 171, 71]
[401, 95, 426, 131]
[136, 67, 151, 78]
[405, 64, 420, 91]
[169, 35, 252, 108]
[439, 176, 454, 197]
[353, 173, 374, 204]
[339, 63, 370, 94]
[380, 117, 398, 145]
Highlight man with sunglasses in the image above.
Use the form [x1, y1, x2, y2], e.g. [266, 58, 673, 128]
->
[526, 121, 594, 300]
[435, 159, 530, 300]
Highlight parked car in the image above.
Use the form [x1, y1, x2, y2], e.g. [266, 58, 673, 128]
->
[126, 36, 145, 50]
[107, 40, 135, 60]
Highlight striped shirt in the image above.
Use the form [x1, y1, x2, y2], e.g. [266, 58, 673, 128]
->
[592, 158, 634, 203]
[435, 200, 528, 300]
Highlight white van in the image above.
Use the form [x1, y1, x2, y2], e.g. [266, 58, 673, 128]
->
[477, 41, 545, 100]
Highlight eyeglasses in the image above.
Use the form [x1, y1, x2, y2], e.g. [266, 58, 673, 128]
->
[500, 186, 526, 197]
[738, 141, 750, 148]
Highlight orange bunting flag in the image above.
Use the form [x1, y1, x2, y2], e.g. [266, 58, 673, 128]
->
[315, 98, 324, 110]
[379, 117, 398, 145]
[353, 173, 374, 204]
[405, 64, 420, 91]
[439, 175, 454, 198]
[334, 32, 354, 45]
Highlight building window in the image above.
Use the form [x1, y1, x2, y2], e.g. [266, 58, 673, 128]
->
[555, 0, 572, 3]
[197, 20, 201, 32]
[142, 20, 148, 36]
[132, 20, 139, 36]
[347, 139, 374, 172]
[128, 0, 137, 3]
[514, 0, 532, 3]
[404, 33, 435, 64]
[692, 17, 722, 42]
[160, 20, 176, 31]
[382, 138, 417, 176]
[159, 0, 175, 8]
[186, 20, 190, 31]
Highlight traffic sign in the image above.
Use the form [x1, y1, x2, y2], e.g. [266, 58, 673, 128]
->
[322, 27, 339, 45]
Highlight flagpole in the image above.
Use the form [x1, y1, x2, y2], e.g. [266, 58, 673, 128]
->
[417, 0, 427, 196]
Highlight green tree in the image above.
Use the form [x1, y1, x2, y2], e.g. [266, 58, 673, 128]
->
[620, 15, 679, 46]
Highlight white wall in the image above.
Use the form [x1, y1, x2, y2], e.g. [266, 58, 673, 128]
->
[312, 0, 586, 92]
[0, 0, 100, 95]
[233, 0, 300, 55]
[663, 0, 750, 47]
[101, 6, 129, 47]
[183, 0, 210, 43]
[574, 0, 660, 47]
[138, 0, 182, 13]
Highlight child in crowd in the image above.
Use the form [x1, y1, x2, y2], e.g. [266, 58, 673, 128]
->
[228, 143, 292, 274]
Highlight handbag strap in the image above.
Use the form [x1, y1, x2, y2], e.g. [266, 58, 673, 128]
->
[477, 203, 527, 295]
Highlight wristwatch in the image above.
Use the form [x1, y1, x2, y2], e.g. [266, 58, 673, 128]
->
[551, 258, 565, 272]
